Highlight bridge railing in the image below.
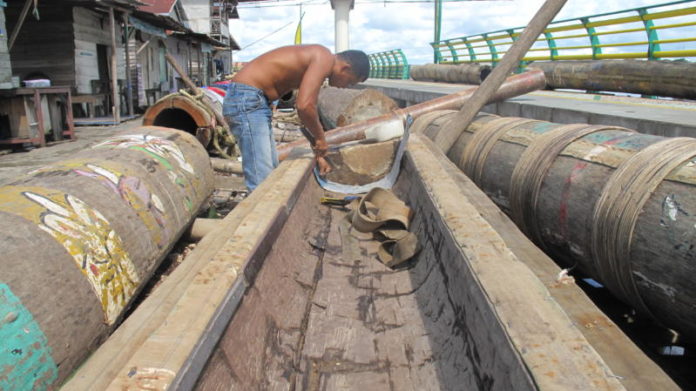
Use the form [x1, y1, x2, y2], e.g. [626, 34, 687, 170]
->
[431, 0, 696, 66]
[368, 49, 410, 79]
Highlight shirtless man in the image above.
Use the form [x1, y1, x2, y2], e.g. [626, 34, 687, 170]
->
[223, 45, 370, 191]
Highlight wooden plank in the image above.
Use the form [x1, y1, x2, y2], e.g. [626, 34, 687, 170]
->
[423, 132, 679, 390]
[405, 134, 626, 390]
[62, 156, 314, 390]
[72, 7, 115, 46]
[198, 174, 325, 390]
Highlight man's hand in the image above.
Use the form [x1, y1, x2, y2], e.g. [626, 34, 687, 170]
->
[312, 138, 329, 157]
[316, 155, 332, 175]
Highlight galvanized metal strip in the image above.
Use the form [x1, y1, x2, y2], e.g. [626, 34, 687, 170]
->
[314, 116, 413, 194]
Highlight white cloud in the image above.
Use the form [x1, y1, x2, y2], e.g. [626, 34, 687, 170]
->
[229, 0, 684, 64]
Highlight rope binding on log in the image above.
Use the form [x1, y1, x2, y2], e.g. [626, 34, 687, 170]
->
[591, 137, 696, 317]
[459, 117, 539, 182]
[508, 124, 635, 248]
[179, 89, 238, 160]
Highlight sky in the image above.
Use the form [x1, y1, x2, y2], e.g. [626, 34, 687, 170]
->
[228, 0, 688, 64]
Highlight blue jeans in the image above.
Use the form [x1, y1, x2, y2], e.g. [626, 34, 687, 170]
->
[223, 83, 278, 191]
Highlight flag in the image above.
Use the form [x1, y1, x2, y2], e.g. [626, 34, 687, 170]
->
[294, 12, 305, 45]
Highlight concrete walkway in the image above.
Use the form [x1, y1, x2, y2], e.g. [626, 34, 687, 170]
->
[358, 79, 696, 137]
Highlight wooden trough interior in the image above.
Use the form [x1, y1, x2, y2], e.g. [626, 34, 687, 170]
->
[65, 134, 676, 390]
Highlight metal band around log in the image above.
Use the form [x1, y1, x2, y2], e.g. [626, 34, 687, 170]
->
[459, 117, 538, 182]
[591, 137, 696, 316]
[508, 124, 634, 246]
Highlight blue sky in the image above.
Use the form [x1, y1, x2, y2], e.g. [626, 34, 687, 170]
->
[228, 0, 689, 64]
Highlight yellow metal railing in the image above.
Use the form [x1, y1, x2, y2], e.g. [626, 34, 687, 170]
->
[432, 0, 696, 66]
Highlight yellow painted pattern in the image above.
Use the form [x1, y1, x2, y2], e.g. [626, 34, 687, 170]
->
[29, 159, 170, 249]
[0, 186, 140, 324]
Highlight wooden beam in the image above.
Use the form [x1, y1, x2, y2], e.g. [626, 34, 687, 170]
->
[109, 7, 120, 123]
[122, 11, 133, 116]
[432, 0, 567, 152]
[136, 37, 155, 55]
[165, 53, 197, 92]
[8, 0, 34, 51]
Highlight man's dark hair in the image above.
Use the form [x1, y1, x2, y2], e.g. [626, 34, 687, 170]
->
[337, 50, 370, 81]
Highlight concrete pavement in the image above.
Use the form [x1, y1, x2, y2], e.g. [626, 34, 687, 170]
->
[358, 78, 696, 137]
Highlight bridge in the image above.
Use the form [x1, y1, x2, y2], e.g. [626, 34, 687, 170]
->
[357, 78, 696, 138]
[363, 0, 696, 139]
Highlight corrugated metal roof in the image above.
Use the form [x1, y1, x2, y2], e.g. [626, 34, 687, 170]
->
[138, 0, 177, 14]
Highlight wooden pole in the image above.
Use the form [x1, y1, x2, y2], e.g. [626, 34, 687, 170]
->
[109, 7, 121, 123]
[165, 53, 198, 92]
[433, 0, 567, 153]
[122, 12, 133, 116]
[197, 45, 202, 86]
[188, 40, 193, 81]
[8, 0, 33, 51]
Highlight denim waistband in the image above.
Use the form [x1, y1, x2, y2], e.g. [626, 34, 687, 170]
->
[226, 82, 270, 103]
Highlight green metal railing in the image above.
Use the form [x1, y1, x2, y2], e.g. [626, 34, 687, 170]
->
[368, 49, 410, 79]
[432, 0, 696, 66]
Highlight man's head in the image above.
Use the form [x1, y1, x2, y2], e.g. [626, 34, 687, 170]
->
[329, 50, 370, 88]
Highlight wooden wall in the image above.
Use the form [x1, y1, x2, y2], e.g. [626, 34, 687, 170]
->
[6, 5, 74, 89]
[165, 35, 193, 91]
[73, 7, 125, 95]
[6, 5, 126, 94]
[0, 7, 13, 89]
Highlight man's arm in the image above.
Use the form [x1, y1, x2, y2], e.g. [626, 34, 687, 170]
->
[295, 47, 334, 173]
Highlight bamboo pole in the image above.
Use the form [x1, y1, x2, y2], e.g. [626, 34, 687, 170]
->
[433, 0, 568, 153]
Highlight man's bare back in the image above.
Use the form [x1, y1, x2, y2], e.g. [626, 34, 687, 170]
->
[232, 45, 334, 102]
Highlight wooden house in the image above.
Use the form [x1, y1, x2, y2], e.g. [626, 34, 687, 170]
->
[2, 0, 232, 126]
[0, 3, 15, 90]
[180, 0, 240, 80]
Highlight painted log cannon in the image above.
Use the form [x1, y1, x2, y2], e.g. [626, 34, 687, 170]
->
[318, 87, 398, 130]
[142, 88, 236, 157]
[529, 60, 696, 99]
[412, 110, 696, 340]
[0, 126, 214, 389]
[410, 63, 492, 84]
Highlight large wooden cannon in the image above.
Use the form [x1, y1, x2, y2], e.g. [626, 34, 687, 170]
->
[413, 111, 696, 340]
[529, 60, 696, 99]
[410, 63, 492, 84]
[0, 127, 214, 389]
